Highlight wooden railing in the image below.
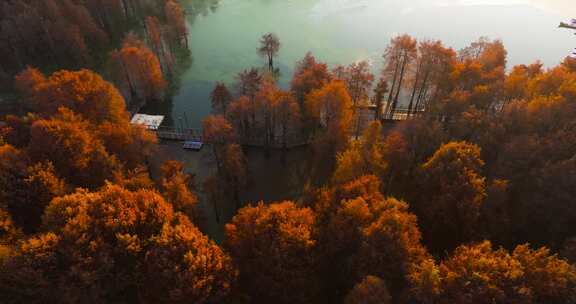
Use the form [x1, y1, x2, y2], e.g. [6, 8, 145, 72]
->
[155, 127, 203, 141]
[154, 127, 310, 149]
[153, 107, 426, 148]
[382, 108, 425, 121]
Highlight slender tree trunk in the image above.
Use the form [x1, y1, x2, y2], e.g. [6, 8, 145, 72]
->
[355, 109, 362, 139]
[93, 0, 113, 37]
[213, 196, 221, 223]
[138, 62, 156, 102]
[14, 16, 59, 66]
[375, 97, 382, 121]
[351, 79, 360, 106]
[264, 113, 271, 152]
[119, 58, 137, 103]
[414, 70, 431, 115]
[120, 0, 130, 19]
[164, 44, 176, 78]
[415, 85, 431, 117]
[391, 54, 409, 118]
[385, 58, 400, 119]
[268, 54, 274, 71]
[408, 61, 422, 116]
[3, 38, 23, 71]
[213, 145, 223, 174]
[243, 117, 250, 144]
[233, 185, 241, 211]
[384, 171, 395, 195]
[282, 123, 287, 150]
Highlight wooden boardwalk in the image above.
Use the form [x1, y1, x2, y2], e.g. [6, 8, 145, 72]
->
[384, 108, 420, 121]
[156, 127, 203, 141]
[357, 104, 424, 122]
[153, 107, 423, 147]
[155, 127, 311, 149]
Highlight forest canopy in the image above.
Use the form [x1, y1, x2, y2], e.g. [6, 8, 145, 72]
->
[1, 1, 576, 303]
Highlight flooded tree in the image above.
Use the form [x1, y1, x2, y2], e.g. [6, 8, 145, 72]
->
[305, 80, 354, 159]
[236, 68, 263, 100]
[275, 92, 301, 149]
[228, 96, 254, 141]
[291, 52, 332, 105]
[159, 160, 199, 223]
[382, 34, 417, 118]
[258, 32, 280, 71]
[407, 40, 456, 116]
[210, 81, 233, 115]
[202, 115, 235, 172]
[340, 61, 374, 106]
[372, 78, 388, 120]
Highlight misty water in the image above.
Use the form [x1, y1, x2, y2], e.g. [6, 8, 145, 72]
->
[155, 0, 574, 127]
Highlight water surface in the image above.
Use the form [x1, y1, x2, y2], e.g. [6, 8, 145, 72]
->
[160, 0, 574, 127]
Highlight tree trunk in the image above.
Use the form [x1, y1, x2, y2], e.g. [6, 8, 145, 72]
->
[118, 58, 137, 103]
[183, 32, 189, 49]
[268, 55, 274, 71]
[213, 196, 221, 223]
[282, 123, 287, 150]
[120, 0, 130, 19]
[355, 109, 362, 139]
[233, 186, 241, 211]
[375, 97, 382, 121]
[391, 54, 409, 118]
[414, 69, 431, 115]
[415, 85, 431, 117]
[408, 61, 422, 116]
[2, 37, 23, 71]
[213, 145, 223, 174]
[384, 59, 400, 119]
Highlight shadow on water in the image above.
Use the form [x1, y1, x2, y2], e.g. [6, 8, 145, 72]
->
[151, 141, 331, 242]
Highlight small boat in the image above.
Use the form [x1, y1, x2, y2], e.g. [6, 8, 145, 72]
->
[183, 140, 203, 151]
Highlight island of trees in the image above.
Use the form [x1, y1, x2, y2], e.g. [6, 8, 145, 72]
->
[1, 2, 576, 303]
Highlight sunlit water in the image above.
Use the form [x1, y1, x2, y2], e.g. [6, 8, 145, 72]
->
[157, 0, 574, 127]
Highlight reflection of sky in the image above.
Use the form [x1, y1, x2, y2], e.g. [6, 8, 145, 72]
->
[311, 0, 574, 18]
[453, 0, 574, 16]
[308, 0, 574, 68]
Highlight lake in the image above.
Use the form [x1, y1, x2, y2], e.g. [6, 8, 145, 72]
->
[157, 0, 574, 127]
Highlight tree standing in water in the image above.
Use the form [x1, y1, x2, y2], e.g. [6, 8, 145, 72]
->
[373, 78, 389, 121]
[258, 33, 281, 71]
[382, 35, 417, 119]
[210, 82, 233, 115]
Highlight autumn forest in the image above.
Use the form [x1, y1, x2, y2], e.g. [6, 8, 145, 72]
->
[1, 0, 576, 303]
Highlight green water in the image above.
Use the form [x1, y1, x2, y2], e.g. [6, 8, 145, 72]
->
[160, 0, 574, 127]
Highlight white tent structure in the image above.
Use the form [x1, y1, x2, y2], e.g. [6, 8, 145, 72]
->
[130, 114, 165, 130]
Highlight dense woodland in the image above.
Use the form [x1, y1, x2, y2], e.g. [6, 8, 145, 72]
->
[0, 0, 191, 106]
[1, 1, 576, 303]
